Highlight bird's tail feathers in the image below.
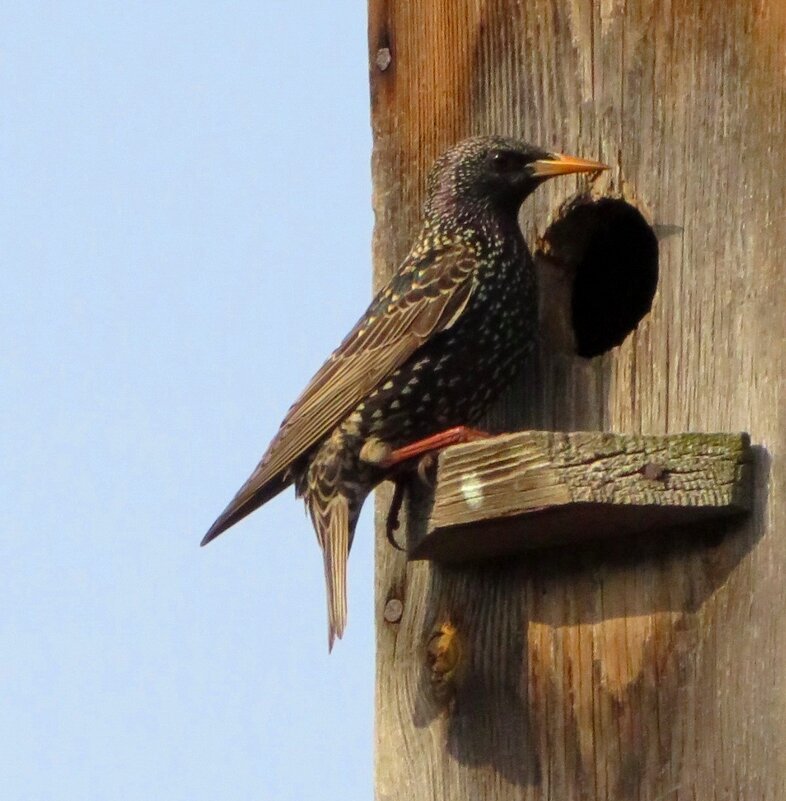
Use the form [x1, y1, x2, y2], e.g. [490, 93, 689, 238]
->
[320, 496, 350, 652]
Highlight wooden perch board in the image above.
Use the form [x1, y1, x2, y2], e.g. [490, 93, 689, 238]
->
[411, 431, 752, 562]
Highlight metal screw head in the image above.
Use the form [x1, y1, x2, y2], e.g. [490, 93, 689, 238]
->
[376, 48, 392, 71]
[384, 598, 403, 623]
[643, 462, 667, 481]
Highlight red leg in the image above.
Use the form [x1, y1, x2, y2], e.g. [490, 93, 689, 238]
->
[383, 426, 491, 469]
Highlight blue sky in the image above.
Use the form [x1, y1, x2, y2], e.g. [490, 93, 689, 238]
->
[1, 3, 374, 799]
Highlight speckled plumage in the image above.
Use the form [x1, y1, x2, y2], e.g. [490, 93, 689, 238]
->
[202, 136, 607, 648]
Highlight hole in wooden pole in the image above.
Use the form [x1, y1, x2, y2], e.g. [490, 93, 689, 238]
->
[535, 196, 659, 358]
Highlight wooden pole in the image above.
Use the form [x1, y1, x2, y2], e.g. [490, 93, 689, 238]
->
[370, 2, 785, 799]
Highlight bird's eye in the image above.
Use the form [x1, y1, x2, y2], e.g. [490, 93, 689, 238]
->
[490, 151, 525, 173]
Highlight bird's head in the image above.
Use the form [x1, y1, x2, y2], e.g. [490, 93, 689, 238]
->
[424, 136, 608, 222]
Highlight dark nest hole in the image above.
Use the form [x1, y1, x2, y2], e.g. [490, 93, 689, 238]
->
[535, 196, 659, 358]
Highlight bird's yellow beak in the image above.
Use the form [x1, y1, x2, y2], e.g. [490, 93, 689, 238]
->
[530, 152, 609, 178]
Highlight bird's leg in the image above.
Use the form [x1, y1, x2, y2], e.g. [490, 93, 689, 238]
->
[383, 426, 491, 469]
[383, 458, 437, 551]
[358, 437, 411, 552]
[362, 429, 490, 552]
[385, 478, 407, 551]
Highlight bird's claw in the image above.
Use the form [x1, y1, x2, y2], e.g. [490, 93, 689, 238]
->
[385, 456, 437, 551]
[385, 479, 407, 551]
[416, 453, 437, 486]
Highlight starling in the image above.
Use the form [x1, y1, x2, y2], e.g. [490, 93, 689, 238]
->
[202, 136, 607, 648]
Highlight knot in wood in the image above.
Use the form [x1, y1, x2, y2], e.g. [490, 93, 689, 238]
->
[427, 622, 463, 698]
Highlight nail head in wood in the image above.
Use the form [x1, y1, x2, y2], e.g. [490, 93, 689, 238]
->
[375, 47, 392, 71]
[383, 598, 403, 624]
[642, 461, 667, 481]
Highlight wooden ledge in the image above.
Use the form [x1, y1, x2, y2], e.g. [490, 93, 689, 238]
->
[409, 431, 753, 563]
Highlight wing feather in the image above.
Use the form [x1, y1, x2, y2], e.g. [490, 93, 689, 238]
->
[202, 246, 476, 544]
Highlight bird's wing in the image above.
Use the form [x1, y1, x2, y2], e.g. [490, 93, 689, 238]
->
[202, 245, 477, 544]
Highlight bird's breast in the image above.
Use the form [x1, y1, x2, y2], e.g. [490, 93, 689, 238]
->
[353, 250, 536, 447]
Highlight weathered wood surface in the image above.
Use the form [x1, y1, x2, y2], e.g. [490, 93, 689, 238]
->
[370, 1, 785, 800]
[411, 431, 753, 562]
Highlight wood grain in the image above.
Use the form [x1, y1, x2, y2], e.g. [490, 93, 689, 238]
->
[411, 431, 753, 562]
[369, 1, 785, 799]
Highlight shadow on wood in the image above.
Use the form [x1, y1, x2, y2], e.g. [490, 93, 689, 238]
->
[392, 444, 768, 791]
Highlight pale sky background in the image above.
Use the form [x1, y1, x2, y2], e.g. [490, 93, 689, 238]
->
[1, 3, 375, 799]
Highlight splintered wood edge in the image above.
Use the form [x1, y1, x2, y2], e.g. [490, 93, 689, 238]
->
[411, 431, 753, 561]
